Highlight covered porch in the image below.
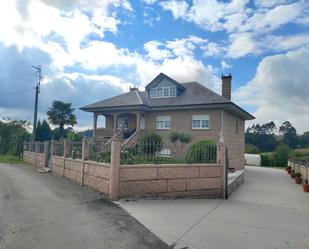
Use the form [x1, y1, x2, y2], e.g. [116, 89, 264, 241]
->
[92, 112, 145, 141]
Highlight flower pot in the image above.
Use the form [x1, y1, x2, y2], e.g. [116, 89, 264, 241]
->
[291, 173, 295, 179]
[287, 169, 291, 174]
[303, 184, 309, 192]
[295, 177, 302, 184]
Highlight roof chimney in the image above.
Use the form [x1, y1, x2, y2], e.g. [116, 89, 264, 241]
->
[130, 86, 138, 92]
[221, 73, 232, 100]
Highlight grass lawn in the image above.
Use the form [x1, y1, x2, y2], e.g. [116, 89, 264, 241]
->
[0, 154, 24, 164]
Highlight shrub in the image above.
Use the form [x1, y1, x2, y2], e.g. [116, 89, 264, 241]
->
[245, 144, 260, 154]
[180, 132, 192, 144]
[185, 140, 216, 163]
[169, 131, 192, 144]
[274, 144, 291, 167]
[292, 148, 309, 158]
[169, 131, 180, 143]
[139, 132, 162, 155]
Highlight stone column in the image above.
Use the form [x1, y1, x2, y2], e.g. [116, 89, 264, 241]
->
[93, 113, 98, 138]
[50, 140, 56, 156]
[109, 138, 121, 200]
[35, 141, 40, 153]
[113, 114, 117, 135]
[43, 141, 50, 168]
[217, 143, 228, 199]
[136, 112, 141, 132]
[82, 139, 89, 161]
[63, 139, 68, 158]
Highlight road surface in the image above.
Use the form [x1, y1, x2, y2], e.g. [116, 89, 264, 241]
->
[0, 163, 169, 249]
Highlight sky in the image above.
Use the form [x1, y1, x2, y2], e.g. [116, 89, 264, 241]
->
[0, 0, 308, 133]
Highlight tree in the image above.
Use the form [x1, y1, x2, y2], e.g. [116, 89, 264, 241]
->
[245, 121, 278, 152]
[46, 101, 77, 139]
[279, 121, 297, 148]
[35, 119, 52, 141]
[0, 118, 31, 155]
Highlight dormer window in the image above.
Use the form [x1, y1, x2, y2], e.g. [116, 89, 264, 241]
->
[149, 86, 176, 99]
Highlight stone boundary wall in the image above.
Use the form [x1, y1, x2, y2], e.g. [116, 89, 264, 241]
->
[24, 139, 228, 200]
[52, 156, 110, 195]
[23, 151, 47, 168]
[119, 164, 222, 198]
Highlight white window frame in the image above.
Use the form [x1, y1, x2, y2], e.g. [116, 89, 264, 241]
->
[149, 86, 177, 99]
[192, 115, 210, 130]
[156, 116, 171, 129]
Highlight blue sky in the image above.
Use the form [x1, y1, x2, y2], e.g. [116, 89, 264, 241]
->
[0, 0, 308, 132]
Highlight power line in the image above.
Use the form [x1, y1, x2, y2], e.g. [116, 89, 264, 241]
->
[0, 88, 34, 96]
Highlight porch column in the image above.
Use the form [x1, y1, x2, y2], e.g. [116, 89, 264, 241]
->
[112, 114, 117, 135]
[136, 112, 141, 132]
[93, 113, 98, 138]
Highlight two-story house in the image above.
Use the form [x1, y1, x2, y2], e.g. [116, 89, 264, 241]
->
[80, 73, 255, 169]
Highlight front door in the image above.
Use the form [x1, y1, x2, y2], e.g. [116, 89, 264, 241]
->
[117, 117, 129, 129]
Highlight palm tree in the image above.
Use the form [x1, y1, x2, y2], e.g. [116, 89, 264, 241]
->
[46, 101, 77, 139]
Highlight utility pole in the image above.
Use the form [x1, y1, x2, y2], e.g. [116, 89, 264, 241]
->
[31, 65, 43, 141]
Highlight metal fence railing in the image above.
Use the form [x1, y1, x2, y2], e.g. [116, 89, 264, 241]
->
[121, 141, 217, 165]
[30, 142, 36, 152]
[54, 141, 64, 157]
[68, 141, 82, 159]
[89, 141, 111, 163]
[24, 142, 30, 151]
[37, 142, 45, 153]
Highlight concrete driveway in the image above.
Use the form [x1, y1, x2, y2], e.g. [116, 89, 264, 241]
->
[0, 163, 169, 249]
[118, 166, 309, 249]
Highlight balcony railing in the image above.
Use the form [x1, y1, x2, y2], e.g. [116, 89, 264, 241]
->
[95, 128, 136, 139]
[95, 128, 116, 138]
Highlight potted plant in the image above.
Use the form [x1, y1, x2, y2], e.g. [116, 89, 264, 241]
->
[303, 180, 309, 192]
[291, 170, 295, 178]
[286, 166, 292, 174]
[294, 173, 302, 184]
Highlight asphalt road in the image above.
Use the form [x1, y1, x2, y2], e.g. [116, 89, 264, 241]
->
[0, 163, 169, 249]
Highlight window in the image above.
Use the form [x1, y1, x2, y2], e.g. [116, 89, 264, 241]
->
[156, 116, 171, 129]
[170, 87, 176, 96]
[192, 115, 210, 129]
[157, 88, 163, 98]
[235, 119, 239, 134]
[149, 87, 177, 99]
[150, 89, 156, 98]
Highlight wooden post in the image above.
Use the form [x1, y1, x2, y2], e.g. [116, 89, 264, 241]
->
[109, 138, 121, 200]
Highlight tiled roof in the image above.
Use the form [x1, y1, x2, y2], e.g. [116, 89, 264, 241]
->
[80, 76, 255, 120]
[81, 82, 230, 110]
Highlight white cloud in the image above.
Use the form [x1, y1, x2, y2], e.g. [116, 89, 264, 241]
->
[227, 32, 309, 58]
[234, 47, 309, 133]
[160, 0, 189, 19]
[221, 60, 231, 70]
[144, 41, 172, 60]
[201, 42, 224, 57]
[240, 2, 304, 33]
[159, 0, 309, 59]
[160, 0, 306, 33]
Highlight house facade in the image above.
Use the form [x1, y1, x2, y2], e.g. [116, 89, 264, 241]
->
[80, 73, 254, 170]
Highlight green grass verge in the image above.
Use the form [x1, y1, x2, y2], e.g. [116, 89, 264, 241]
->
[0, 154, 24, 164]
